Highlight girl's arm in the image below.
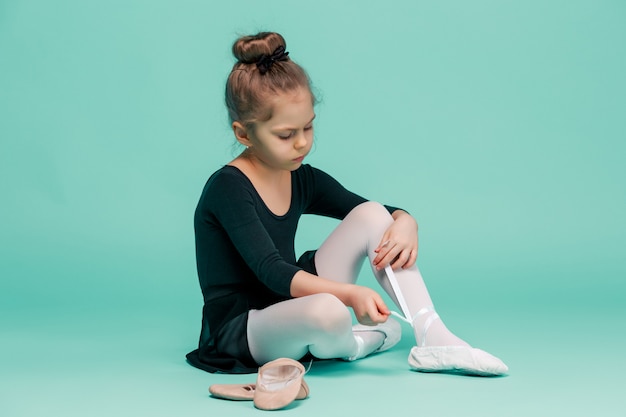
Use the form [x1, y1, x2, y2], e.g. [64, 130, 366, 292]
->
[290, 270, 391, 326]
[304, 167, 412, 271]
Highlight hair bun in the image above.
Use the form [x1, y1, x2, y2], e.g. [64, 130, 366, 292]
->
[232, 32, 287, 64]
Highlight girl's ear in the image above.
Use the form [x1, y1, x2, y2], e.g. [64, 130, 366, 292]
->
[232, 121, 253, 148]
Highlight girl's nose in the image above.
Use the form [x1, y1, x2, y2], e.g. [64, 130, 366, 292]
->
[294, 132, 308, 149]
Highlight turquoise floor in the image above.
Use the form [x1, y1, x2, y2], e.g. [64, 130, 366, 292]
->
[3, 302, 624, 416]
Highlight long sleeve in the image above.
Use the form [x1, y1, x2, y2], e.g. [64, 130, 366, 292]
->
[195, 169, 301, 297]
[300, 165, 402, 218]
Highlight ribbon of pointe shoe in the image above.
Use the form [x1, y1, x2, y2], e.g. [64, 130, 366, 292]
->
[385, 265, 443, 347]
[385, 265, 430, 326]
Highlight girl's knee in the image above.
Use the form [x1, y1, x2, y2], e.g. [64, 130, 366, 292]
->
[349, 201, 393, 228]
[304, 293, 352, 334]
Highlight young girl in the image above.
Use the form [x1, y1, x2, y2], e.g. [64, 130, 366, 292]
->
[186, 31, 507, 376]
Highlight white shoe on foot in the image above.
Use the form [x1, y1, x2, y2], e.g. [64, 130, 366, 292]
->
[344, 318, 402, 360]
[408, 345, 508, 376]
[352, 317, 402, 354]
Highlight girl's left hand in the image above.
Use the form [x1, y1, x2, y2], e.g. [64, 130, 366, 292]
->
[373, 210, 418, 271]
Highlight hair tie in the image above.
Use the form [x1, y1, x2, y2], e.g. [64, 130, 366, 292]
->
[256, 45, 289, 74]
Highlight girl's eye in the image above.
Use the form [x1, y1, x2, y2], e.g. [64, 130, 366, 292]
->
[276, 125, 312, 139]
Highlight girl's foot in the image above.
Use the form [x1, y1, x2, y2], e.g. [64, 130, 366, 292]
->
[408, 307, 508, 376]
[345, 318, 401, 361]
[408, 345, 508, 376]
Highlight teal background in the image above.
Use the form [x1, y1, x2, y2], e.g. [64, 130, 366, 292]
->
[1, 1, 624, 416]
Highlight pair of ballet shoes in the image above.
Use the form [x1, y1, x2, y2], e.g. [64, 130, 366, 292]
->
[209, 358, 309, 410]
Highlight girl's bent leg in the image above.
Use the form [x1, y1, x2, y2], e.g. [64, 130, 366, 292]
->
[315, 201, 508, 375]
[315, 202, 469, 346]
[247, 293, 357, 365]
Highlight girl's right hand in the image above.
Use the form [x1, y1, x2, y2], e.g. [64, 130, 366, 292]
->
[290, 271, 390, 325]
[346, 285, 390, 326]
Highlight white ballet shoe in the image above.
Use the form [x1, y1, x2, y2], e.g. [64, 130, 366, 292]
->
[353, 317, 402, 353]
[345, 318, 402, 361]
[383, 266, 508, 376]
[408, 345, 509, 376]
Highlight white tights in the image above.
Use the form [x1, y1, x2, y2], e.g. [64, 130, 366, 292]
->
[247, 202, 469, 365]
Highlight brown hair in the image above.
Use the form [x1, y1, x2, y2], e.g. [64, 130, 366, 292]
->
[225, 32, 314, 128]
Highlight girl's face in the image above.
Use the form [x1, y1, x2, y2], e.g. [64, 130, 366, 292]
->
[242, 87, 315, 171]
